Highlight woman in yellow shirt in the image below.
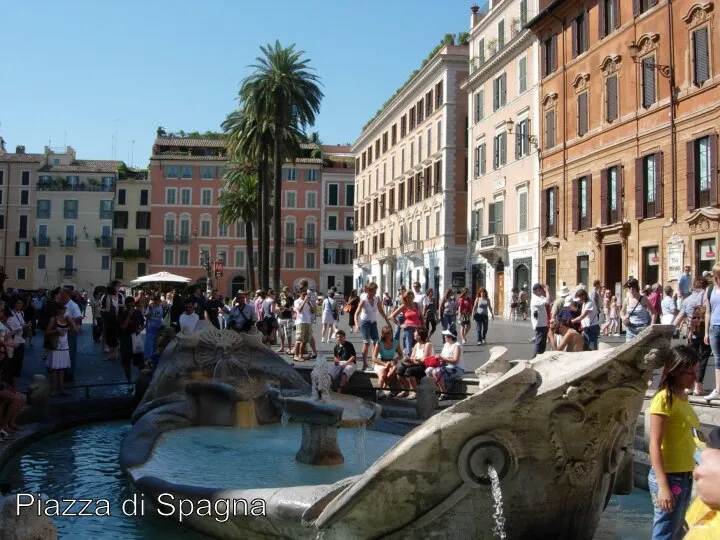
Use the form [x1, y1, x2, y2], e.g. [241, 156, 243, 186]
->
[648, 344, 700, 540]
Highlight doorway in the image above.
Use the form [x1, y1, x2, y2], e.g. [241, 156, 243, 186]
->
[472, 264, 486, 298]
[231, 275, 246, 297]
[434, 266, 440, 296]
[696, 238, 717, 276]
[343, 276, 353, 297]
[545, 259, 557, 300]
[604, 244, 623, 292]
[494, 271, 505, 317]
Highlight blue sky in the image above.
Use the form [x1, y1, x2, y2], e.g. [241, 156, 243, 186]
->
[1, 0, 473, 165]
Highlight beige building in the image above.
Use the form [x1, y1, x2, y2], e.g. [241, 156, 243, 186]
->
[112, 167, 151, 284]
[34, 146, 119, 292]
[462, 0, 541, 316]
[352, 44, 469, 296]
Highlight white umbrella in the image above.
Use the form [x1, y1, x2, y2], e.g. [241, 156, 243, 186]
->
[130, 271, 192, 285]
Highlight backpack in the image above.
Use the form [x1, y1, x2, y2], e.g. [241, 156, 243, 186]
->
[689, 286, 713, 335]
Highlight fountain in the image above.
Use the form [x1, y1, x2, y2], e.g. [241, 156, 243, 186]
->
[120, 322, 675, 539]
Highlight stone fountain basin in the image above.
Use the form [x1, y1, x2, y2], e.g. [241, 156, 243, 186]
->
[276, 391, 381, 428]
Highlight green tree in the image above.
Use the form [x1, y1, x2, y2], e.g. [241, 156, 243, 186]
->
[240, 40, 323, 289]
[218, 166, 258, 292]
[306, 131, 323, 159]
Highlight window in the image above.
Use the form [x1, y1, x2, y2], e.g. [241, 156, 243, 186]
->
[409, 106, 416, 130]
[437, 120, 442, 151]
[306, 191, 317, 209]
[435, 81, 444, 107]
[518, 56, 528, 94]
[328, 215, 338, 230]
[693, 26, 710, 85]
[328, 184, 338, 206]
[601, 165, 622, 225]
[235, 249, 245, 268]
[577, 255, 590, 288]
[606, 75, 619, 123]
[166, 189, 177, 205]
[391, 125, 398, 146]
[474, 89, 484, 123]
[634, 0, 659, 17]
[15, 242, 29, 256]
[572, 11, 589, 57]
[165, 166, 179, 179]
[305, 222, 317, 243]
[164, 219, 176, 241]
[545, 110, 556, 149]
[136, 212, 151, 229]
[636, 153, 662, 219]
[642, 55, 656, 108]
[37, 200, 50, 219]
[401, 115, 407, 138]
[137, 262, 147, 277]
[493, 73, 507, 111]
[577, 92, 589, 137]
[520, 0, 528, 24]
[201, 188, 212, 206]
[101, 255, 109, 270]
[181, 166, 193, 179]
[427, 127, 432, 158]
[140, 189, 149, 206]
[179, 249, 189, 266]
[474, 143, 486, 176]
[515, 119, 531, 158]
[542, 35, 558, 77]
[218, 223, 228, 237]
[599, 0, 619, 39]
[345, 216, 354, 231]
[572, 176, 592, 231]
[417, 98, 424, 123]
[305, 252, 315, 269]
[498, 20, 505, 48]
[179, 219, 190, 241]
[164, 248, 174, 266]
[284, 168, 297, 181]
[307, 169, 318, 182]
[286, 191, 296, 208]
[118, 189, 126, 205]
[17, 189, 27, 206]
[65, 225, 76, 246]
[541, 187, 558, 237]
[688, 135, 718, 210]
[493, 132, 507, 169]
[418, 135, 422, 162]
[345, 184, 354, 206]
[284, 221, 295, 243]
[113, 211, 129, 229]
[201, 166, 214, 179]
[519, 191, 528, 231]
[18, 215, 27, 239]
[488, 201, 504, 234]
[284, 251, 295, 269]
[200, 219, 211, 237]
[180, 188, 191, 205]
[95, 199, 113, 221]
[410, 141, 415, 167]
[21, 171, 30, 185]
[64, 200, 78, 219]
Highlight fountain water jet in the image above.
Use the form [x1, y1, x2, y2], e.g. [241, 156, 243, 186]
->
[488, 464, 507, 540]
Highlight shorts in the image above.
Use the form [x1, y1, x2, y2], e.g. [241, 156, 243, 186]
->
[459, 313, 471, 326]
[397, 361, 426, 380]
[322, 312, 338, 325]
[360, 320, 379, 344]
[329, 361, 357, 381]
[295, 322, 312, 344]
[373, 360, 396, 376]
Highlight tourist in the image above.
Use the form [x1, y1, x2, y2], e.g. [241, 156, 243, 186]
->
[354, 282, 391, 370]
[395, 286, 406, 309]
[300, 280, 319, 355]
[328, 330, 357, 394]
[693, 448, 720, 510]
[0, 304, 17, 389]
[412, 282, 425, 313]
[372, 325, 403, 399]
[45, 302, 75, 396]
[530, 283, 550, 357]
[321, 291, 340, 343]
[205, 289, 225, 330]
[456, 288, 473, 345]
[277, 286, 295, 354]
[621, 278, 656, 341]
[382, 291, 393, 316]
[101, 285, 121, 361]
[703, 262, 720, 403]
[439, 288, 457, 331]
[551, 285, 572, 321]
[169, 293, 184, 333]
[647, 345, 700, 539]
[6, 297, 29, 386]
[509, 288, 519, 321]
[674, 276, 710, 396]
[178, 300, 199, 335]
[118, 297, 145, 383]
[346, 290, 360, 333]
[227, 290, 257, 332]
[649, 284, 663, 316]
[63, 289, 82, 381]
[397, 327, 432, 399]
[660, 285, 678, 325]
[426, 327, 464, 400]
[390, 290, 422, 357]
[260, 289, 279, 345]
[608, 296, 620, 336]
[89, 291, 103, 343]
[144, 295, 164, 362]
[600, 290, 613, 336]
[472, 288, 493, 345]
[422, 288, 438, 338]
[549, 319, 585, 352]
[518, 287, 529, 320]
[293, 288, 317, 362]
[591, 280, 604, 325]
[253, 290, 266, 323]
[187, 285, 207, 321]
[678, 265, 692, 299]
[571, 289, 600, 350]
[0, 345, 26, 436]
[22, 293, 36, 348]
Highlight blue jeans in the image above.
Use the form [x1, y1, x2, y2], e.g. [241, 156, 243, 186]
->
[533, 326, 548, 358]
[582, 324, 600, 350]
[402, 327, 417, 357]
[475, 313, 488, 342]
[625, 324, 648, 342]
[708, 325, 720, 372]
[441, 314, 454, 331]
[359, 320, 379, 344]
[648, 468, 693, 540]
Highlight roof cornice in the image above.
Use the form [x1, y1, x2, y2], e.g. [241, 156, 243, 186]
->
[461, 30, 535, 92]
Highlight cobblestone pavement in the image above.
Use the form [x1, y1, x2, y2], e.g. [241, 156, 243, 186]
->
[18, 313, 716, 392]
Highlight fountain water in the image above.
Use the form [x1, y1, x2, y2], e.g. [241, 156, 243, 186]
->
[281, 411, 290, 427]
[311, 355, 331, 401]
[488, 464, 506, 540]
[353, 424, 367, 469]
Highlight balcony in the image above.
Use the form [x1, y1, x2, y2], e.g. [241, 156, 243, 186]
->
[177, 235, 191, 244]
[355, 254, 371, 266]
[112, 248, 124, 257]
[95, 236, 112, 248]
[163, 234, 176, 243]
[283, 237, 296, 245]
[33, 236, 51, 247]
[474, 234, 508, 254]
[58, 267, 77, 277]
[112, 248, 150, 259]
[37, 178, 115, 192]
[400, 240, 424, 255]
[59, 235, 79, 248]
[304, 237, 316, 246]
[378, 247, 396, 261]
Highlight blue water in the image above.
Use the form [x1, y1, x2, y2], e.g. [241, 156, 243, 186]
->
[596, 490, 654, 539]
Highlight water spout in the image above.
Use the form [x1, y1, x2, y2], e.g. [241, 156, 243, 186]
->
[281, 411, 290, 427]
[488, 464, 506, 540]
[353, 424, 366, 469]
[311, 356, 331, 402]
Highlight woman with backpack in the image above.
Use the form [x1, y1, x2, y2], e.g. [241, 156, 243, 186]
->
[621, 278, 656, 342]
[703, 262, 720, 402]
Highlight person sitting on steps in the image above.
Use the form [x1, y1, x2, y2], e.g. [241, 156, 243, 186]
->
[328, 330, 357, 394]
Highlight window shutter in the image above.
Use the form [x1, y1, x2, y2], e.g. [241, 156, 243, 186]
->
[493, 137, 499, 169]
[616, 166, 624, 222]
[642, 58, 656, 107]
[606, 76, 618, 122]
[546, 110, 555, 148]
[515, 131, 522, 160]
[598, 0, 606, 39]
[694, 27, 710, 85]
[572, 18, 578, 58]
[586, 175, 593, 226]
[554, 187, 560, 230]
[710, 134, 719, 205]
[578, 93, 588, 136]
[541, 189, 548, 238]
[488, 203, 496, 234]
[686, 140, 696, 210]
[493, 79, 499, 110]
[613, 0, 620, 29]
[632, 0, 640, 17]
[600, 169, 609, 225]
[542, 40, 548, 78]
[480, 144, 486, 174]
[572, 178, 580, 232]
[501, 74, 507, 106]
[551, 34, 558, 72]
[654, 152, 664, 217]
[583, 10, 590, 52]
[635, 158, 645, 219]
[474, 146, 480, 176]
[501, 132, 507, 165]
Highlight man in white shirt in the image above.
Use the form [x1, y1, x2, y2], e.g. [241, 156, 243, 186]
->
[300, 279, 318, 354]
[293, 288, 317, 361]
[178, 300, 200, 335]
[63, 289, 83, 380]
[530, 283, 550, 358]
[412, 282, 425, 314]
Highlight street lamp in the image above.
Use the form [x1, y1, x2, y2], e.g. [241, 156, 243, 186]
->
[200, 248, 212, 294]
[505, 119, 539, 149]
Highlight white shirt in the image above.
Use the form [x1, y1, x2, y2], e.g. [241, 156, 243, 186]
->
[441, 341, 465, 370]
[7, 310, 26, 345]
[531, 294, 549, 328]
[580, 301, 598, 328]
[179, 312, 199, 334]
[413, 291, 425, 312]
[358, 293, 379, 323]
[294, 297, 314, 324]
[65, 299, 82, 321]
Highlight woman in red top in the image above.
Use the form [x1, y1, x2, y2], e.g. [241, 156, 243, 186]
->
[390, 291, 422, 357]
[457, 288, 473, 345]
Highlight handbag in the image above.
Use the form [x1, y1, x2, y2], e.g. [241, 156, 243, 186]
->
[343, 304, 352, 313]
[423, 355, 441, 368]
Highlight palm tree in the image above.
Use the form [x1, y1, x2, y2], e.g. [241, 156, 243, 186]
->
[240, 40, 323, 289]
[218, 165, 259, 292]
[307, 131, 323, 159]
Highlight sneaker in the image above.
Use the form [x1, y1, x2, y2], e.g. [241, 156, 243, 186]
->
[320, 338, 326, 343]
[613, 333, 620, 337]
[705, 389, 719, 402]
[397, 391, 409, 398]
[477, 341, 482, 346]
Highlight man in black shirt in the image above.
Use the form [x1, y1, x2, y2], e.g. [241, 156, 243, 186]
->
[204, 289, 225, 329]
[328, 330, 357, 394]
[187, 286, 207, 321]
[117, 297, 145, 383]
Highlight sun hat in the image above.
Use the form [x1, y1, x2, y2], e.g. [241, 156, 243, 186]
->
[441, 328, 458, 339]
[557, 285, 571, 298]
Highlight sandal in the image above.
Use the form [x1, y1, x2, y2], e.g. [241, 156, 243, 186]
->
[397, 391, 409, 398]
[309, 354, 318, 359]
[293, 357, 306, 362]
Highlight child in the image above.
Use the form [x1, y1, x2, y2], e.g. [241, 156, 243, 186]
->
[608, 296, 620, 336]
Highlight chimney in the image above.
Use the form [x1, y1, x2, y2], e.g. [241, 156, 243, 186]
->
[15, 145, 25, 154]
